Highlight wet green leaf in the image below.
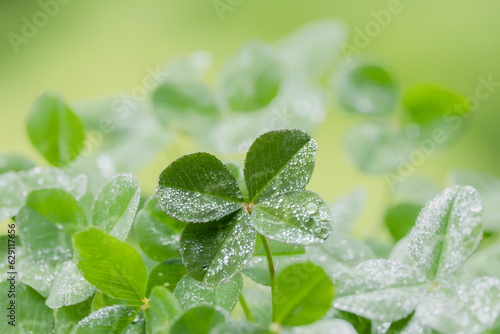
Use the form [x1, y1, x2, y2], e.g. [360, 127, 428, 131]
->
[170, 305, 228, 334]
[156, 152, 243, 223]
[0, 171, 26, 221]
[92, 173, 141, 241]
[0, 153, 34, 175]
[180, 210, 256, 286]
[148, 286, 182, 334]
[73, 305, 138, 333]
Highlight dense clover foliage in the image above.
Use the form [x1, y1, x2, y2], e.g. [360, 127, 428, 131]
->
[1, 19, 500, 334]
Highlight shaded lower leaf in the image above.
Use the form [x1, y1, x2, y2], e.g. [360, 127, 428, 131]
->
[173, 274, 242, 311]
[170, 305, 228, 334]
[134, 196, 185, 262]
[54, 299, 92, 334]
[180, 210, 256, 286]
[73, 228, 147, 301]
[251, 190, 332, 245]
[385, 202, 422, 242]
[243, 254, 309, 287]
[0, 172, 26, 221]
[0, 153, 35, 175]
[333, 259, 429, 322]
[275, 262, 335, 326]
[148, 286, 182, 334]
[146, 259, 187, 296]
[73, 305, 138, 333]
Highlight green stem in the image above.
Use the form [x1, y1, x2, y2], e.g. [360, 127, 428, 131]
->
[239, 294, 254, 323]
[260, 234, 277, 322]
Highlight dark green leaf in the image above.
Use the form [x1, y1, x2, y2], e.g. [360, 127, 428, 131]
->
[157, 152, 243, 222]
[54, 299, 92, 334]
[180, 210, 256, 286]
[26, 92, 85, 166]
[274, 262, 335, 326]
[251, 190, 332, 245]
[146, 259, 187, 296]
[385, 202, 422, 241]
[219, 41, 281, 112]
[73, 228, 147, 301]
[244, 129, 316, 202]
[335, 58, 397, 115]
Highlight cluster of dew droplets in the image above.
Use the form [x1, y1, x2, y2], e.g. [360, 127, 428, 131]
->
[76, 305, 135, 330]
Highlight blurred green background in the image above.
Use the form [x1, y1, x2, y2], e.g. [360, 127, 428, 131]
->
[1, 0, 499, 240]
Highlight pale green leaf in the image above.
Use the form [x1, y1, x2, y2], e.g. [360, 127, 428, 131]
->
[307, 232, 375, 277]
[335, 58, 397, 115]
[344, 121, 414, 174]
[180, 210, 256, 286]
[408, 186, 483, 282]
[134, 196, 185, 262]
[330, 187, 366, 232]
[73, 305, 138, 333]
[448, 169, 500, 231]
[251, 190, 332, 245]
[219, 41, 281, 112]
[19, 167, 88, 200]
[415, 277, 500, 334]
[333, 259, 429, 322]
[170, 305, 228, 334]
[244, 129, 316, 202]
[46, 261, 95, 309]
[173, 274, 242, 311]
[156, 152, 243, 223]
[0, 171, 26, 221]
[26, 92, 85, 166]
[92, 173, 141, 241]
[0, 153, 34, 175]
[283, 319, 357, 334]
[73, 228, 147, 301]
[275, 262, 335, 326]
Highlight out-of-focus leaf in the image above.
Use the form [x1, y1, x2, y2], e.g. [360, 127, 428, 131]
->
[335, 58, 397, 115]
[307, 232, 375, 277]
[243, 254, 309, 287]
[219, 41, 281, 112]
[148, 286, 182, 334]
[333, 259, 429, 322]
[73, 228, 147, 301]
[170, 305, 228, 334]
[448, 169, 500, 231]
[20, 167, 88, 200]
[0, 153, 34, 175]
[408, 186, 483, 282]
[330, 187, 366, 232]
[0, 282, 55, 333]
[92, 173, 141, 241]
[0, 171, 26, 221]
[282, 319, 357, 334]
[251, 190, 332, 245]
[274, 262, 335, 326]
[156, 152, 243, 223]
[134, 196, 185, 262]
[225, 161, 248, 200]
[180, 210, 256, 286]
[277, 19, 346, 79]
[385, 202, 422, 241]
[344, 121, 414, 174]
[26, 92, 85, 166]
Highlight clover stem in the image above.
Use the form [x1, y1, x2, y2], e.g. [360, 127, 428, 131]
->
[260, 233, 277, 322]
[239, 294, 254, 322]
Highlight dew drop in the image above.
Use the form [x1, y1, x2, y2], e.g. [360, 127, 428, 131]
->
[306, 202, 318, 215]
